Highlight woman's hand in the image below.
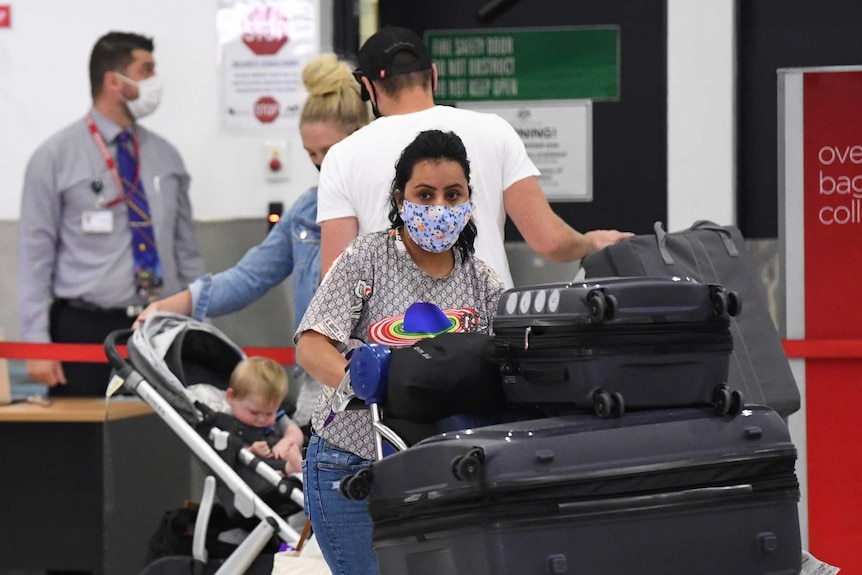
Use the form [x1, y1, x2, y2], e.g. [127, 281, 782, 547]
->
[133, 290, 193, 329]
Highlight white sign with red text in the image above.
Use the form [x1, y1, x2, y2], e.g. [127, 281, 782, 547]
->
[217, 0, 317, 133]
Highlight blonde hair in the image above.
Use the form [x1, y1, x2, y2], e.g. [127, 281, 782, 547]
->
[229, 356, 288, 405]
[301, 53, 368, 134]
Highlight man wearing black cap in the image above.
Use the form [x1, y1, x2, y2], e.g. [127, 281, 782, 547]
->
[317, 26, 631, 286]
[310, 26, 632, 575]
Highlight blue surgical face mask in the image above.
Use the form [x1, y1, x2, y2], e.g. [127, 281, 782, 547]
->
[401, 199, 472, 253]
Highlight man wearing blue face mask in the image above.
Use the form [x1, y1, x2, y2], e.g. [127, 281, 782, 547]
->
[18, 31, 204, 397]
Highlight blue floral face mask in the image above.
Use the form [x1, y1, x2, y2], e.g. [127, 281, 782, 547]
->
[401, 199, 472, 253]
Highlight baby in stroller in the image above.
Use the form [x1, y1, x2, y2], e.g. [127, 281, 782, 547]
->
[190, 354, 305, 521]
[105, 312, 306, 574]
[219, 356, 303, 476]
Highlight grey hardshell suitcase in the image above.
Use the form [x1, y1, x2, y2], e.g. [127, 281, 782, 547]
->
[493, 276, 743, 418]
[581, 220, 801, 417]
[367, 406, 802, 575]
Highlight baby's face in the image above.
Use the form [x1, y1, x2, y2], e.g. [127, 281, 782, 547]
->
[229, 392, 280, 428]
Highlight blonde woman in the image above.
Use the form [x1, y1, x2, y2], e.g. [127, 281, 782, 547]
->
[136, 54, 368, 425]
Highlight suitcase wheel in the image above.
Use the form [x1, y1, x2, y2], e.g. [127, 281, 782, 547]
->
[587, 290, 616, 323]
[605, 294, 618, 320]
[611, 392, 625, 417]
[451, 448, 485, 481]
[713, 384, 732, 416]
[727, 291, 742, 317]
[593, 389, 624, 419]
[709, 287, 727, 319]
[709, 286, 737, 320]
[729, 389, 745, 416]
[340, 467, 373, 500]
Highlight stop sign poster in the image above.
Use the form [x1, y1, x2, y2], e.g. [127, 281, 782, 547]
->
[218, 0, 317, 132]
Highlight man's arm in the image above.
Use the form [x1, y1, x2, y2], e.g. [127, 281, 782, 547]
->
[320, 217, 359, 278]
[18, 144, 67, 386]
[504, 176, 632, 262]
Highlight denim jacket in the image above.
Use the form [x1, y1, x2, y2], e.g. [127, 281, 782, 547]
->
[189, 187, 320, 330]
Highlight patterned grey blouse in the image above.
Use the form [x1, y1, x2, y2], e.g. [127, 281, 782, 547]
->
[296, 230, 506, 460]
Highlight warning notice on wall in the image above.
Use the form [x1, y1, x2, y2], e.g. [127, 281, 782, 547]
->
[217, 0, 317, 133]
[459, 100, 592, 201]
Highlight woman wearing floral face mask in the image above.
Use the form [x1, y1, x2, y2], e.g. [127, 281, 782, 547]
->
[294, 129, 506, 575]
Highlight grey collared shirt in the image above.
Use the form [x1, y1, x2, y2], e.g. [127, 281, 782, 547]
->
[18, 108, 205, 342]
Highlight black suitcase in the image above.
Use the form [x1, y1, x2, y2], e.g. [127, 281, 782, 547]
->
[493, 276, 743, 417]
[580, 220, 801, 418]
[366, 406, 801, 575]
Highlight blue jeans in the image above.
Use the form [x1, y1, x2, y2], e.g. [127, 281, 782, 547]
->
[302, 434, 379, 575]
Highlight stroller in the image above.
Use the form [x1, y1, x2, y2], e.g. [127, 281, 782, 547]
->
[104, 312, 306, 575]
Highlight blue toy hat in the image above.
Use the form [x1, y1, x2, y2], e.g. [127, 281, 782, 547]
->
[403, 302, 451, 334]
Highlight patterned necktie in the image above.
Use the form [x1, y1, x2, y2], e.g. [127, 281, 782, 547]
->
[116, 129, 163, 301]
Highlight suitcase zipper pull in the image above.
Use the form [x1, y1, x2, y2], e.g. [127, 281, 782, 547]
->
[524, 325, 532, 350]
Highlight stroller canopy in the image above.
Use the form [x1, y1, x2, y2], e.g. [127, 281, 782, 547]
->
[129, 312, 246, 424]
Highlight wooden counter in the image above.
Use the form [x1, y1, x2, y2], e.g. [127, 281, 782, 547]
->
[0, 396, 153, 422]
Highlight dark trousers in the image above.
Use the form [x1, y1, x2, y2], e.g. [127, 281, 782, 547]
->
[48, 300, 133, 397]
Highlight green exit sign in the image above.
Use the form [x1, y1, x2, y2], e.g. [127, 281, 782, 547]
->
[425, 26, 620, 102]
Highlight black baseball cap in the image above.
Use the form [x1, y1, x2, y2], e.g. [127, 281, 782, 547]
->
[356, 26, 432, 82]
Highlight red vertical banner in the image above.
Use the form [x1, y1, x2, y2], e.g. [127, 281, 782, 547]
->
[0, 5, 10, 28]
[803, 70, 862, 571]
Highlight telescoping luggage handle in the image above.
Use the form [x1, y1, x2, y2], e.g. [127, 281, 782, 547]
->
[654, 221, 739, 265]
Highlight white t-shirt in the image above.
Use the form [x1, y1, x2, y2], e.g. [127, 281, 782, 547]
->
[316, 105, 541, 287]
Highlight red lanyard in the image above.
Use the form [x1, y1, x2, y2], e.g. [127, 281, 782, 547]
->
[85, 113, 141, 208]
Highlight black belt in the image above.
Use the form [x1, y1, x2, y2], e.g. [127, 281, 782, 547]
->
[55, 298, 144, 318]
